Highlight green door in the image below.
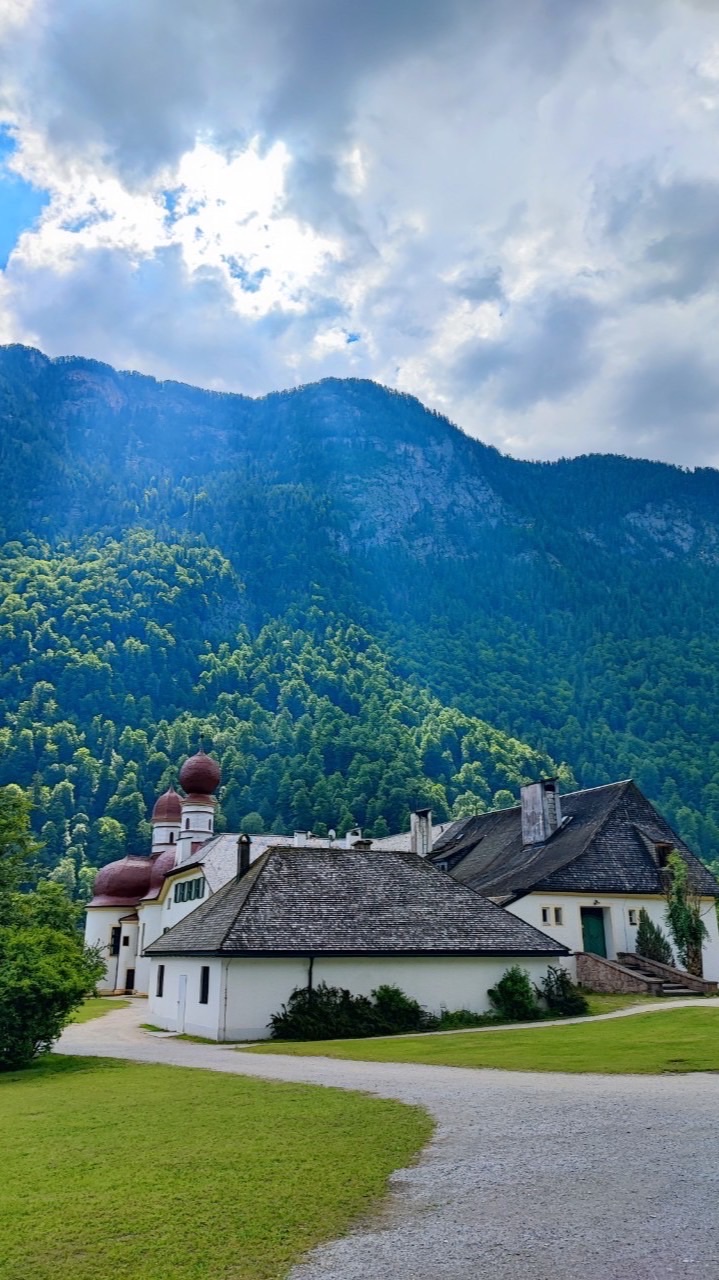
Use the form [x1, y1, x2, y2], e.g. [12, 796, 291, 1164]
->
[581, 907, 607, 957]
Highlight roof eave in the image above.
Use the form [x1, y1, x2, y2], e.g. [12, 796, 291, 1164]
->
[144, 944, 569, 959]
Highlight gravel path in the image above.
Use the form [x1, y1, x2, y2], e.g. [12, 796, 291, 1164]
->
[57, 1001, 719, 1280]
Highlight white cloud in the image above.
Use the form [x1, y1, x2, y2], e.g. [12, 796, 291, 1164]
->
[1, 0, 719, 465]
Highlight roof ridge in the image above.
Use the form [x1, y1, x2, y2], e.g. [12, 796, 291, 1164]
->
[216, 849, 271, 950]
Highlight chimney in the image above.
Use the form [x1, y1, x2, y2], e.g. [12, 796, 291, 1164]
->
[410, 808, 433, 857]
[237, 833, 251, 879]
[293, 831, 309, 847]
[345, 827, 362, 848]
[520, 780, 562, 846]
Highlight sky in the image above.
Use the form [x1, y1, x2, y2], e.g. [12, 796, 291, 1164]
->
[0, 0, 718, 466]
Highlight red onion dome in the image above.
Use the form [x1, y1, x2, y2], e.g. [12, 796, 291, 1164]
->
[179, 749, 221, 796]
[151, 786, 182, 824]
[88, 856, 152, 907]
[141, 848, 177, 901]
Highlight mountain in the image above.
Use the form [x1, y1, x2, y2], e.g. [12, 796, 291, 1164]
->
[2, 343, 719, 891]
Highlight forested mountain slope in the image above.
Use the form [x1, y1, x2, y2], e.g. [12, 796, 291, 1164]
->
[1, 343, 719, 888]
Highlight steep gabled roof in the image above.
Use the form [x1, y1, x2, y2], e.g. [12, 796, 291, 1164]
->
[432, 781, 719, 900]
[145, 844, 567, 957]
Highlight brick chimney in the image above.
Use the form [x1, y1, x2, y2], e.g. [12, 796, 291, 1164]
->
[520, 780, 562, 846]
[410, 808, 433, 857]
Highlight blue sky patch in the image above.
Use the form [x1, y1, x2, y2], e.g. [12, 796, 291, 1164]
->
[0, 127, 49, 269]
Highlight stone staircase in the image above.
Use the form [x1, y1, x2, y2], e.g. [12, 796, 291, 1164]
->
[576, 950, 718, 997]
[616, 952, 717, 997]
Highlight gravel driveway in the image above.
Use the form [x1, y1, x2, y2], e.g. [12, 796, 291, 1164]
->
[57, 1002, 719, 1280]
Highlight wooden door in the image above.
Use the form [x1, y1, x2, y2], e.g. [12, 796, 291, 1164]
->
[581, 907, 607, 957]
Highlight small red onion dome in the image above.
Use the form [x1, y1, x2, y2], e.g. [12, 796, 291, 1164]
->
[141, 848, 177, 901]
[151, 786, 182, 824]
[179, 750, 221, 796]
[88, 856, 152, 907]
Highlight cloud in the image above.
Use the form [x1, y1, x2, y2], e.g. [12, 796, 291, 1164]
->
[1, 0, 719, 466]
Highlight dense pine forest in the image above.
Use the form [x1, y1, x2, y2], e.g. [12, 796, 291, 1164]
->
[2, 343, 719, 894]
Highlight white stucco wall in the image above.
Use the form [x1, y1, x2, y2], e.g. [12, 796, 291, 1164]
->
[149, 952, 566, 1041]
[84, 906, 124, 992]
[508, 892, 719, 980]
[147, 956, 224, 1037]
[159, 871, 210, 931]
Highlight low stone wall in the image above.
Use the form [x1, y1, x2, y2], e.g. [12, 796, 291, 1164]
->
[576, 952, 663, 995]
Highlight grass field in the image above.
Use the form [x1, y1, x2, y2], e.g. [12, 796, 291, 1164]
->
[244, 1007, 719, 1075]
[1, 1056, 431, 1280]
[583, 992, 674, 1015]
[71, 997, 130, 1023]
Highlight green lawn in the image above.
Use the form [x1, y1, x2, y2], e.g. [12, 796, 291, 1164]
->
[71, 997, 130, 1023]
[0, 1056, 430, 1280]
[583, 992, 673, 1016]
[244, 1007, 719, 1075]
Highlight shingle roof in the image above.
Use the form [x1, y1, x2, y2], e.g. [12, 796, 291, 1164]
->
[431, 781, 719, 900]
[145, 844, 567, 957]
[371, 822, 454, 853]
[172, 831, 327, 892]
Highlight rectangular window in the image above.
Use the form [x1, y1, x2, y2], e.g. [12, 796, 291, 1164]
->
[553, 908, 563, 926]
[156, 964, 165, 997]
[199, 966, 210, 1005]
[541, 907, 550, 924]
[628, 909, 638, 926]
[110, 927, 121, 956]
[122, 935, 130, 946]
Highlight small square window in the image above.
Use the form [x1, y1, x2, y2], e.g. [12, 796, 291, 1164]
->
[553, 908, 563, 926]
[541, 907, 550, 924]
[628, 909, 638, 926]
[122, 935, 130, 946]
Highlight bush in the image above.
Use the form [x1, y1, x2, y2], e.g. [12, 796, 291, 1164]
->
[0, 926, 105, 1070]
[487, 966, 542, 1021]
[269, 982, 437, 1041]
[435, 1008, 496, 1030]
[536, 966, 589, 1017]
[0, 786, 105, 1071]
[635, 908, 674, 966]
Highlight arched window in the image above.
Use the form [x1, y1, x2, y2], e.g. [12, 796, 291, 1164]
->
[185, 818, 190, 830]
[169, 831, 174, 844]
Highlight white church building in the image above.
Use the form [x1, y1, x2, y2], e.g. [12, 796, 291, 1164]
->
[84, 749, 569, 1037]
[85, 752, 719, 1039]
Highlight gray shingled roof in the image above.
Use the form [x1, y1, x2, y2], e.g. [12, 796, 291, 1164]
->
[172, 832, 349, 892]
[431, 780, 719, 900]
[145, 844, 567, 957]
[371, 822, 454, 853]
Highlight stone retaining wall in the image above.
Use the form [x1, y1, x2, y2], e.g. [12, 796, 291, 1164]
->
[576, 952, 663, 995]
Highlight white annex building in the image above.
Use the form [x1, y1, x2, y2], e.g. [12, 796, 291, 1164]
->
[85, 755, 719, 1039]
[429, 778, 719, 986]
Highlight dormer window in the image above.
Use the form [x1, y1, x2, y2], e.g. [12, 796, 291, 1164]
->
[654, 841, 673, 867]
